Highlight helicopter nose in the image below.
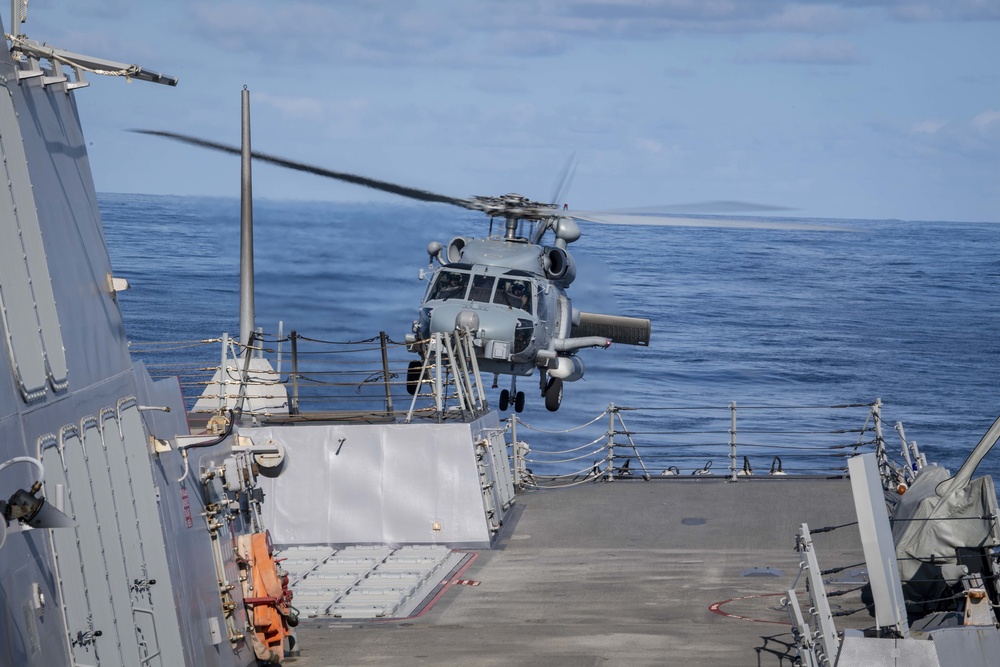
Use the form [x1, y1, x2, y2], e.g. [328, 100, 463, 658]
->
[455, 310, 480, 333]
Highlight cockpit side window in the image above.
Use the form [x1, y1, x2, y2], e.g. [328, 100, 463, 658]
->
[469, 275, 496, 303]
[494, 278, 533, 314]
[535, 284, 547, 322]
[431, 270, 469, 300]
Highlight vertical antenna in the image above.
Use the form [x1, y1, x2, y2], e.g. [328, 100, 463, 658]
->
[239, 86, 255, 360]
[11, 0, 26, 39]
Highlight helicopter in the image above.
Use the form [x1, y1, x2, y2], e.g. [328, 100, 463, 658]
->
[403, 192, 651, 412]
[136, 129, 831, 412]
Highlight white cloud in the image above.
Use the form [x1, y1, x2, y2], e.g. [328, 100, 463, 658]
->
[905, 112, 1000, 161]
[911, 119, 946, 135]
[972, 110, 1000, 132]
[888, 1, 1000, 22]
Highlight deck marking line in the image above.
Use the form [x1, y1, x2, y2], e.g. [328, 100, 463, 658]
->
[708, 592, 790, 625]
[407, 552, 480, 619]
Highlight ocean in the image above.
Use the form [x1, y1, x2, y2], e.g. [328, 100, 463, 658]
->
[100, 193, 1000, 480]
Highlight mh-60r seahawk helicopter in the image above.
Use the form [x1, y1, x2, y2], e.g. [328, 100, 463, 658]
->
[139, 129, 826, 412]
[405, 192, 651, 413]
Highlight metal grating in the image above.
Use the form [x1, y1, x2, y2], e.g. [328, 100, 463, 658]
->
[276, 545, 466, 620]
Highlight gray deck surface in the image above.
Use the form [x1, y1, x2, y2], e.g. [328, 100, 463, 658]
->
[287, 477, 869, 666]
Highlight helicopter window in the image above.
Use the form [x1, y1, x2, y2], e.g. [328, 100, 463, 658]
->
[513, 318, 534, 354]
[431, 271, 469, 300]
[469, 275, 496, 303]
[535, 284, 547, 321]
[494, 278, 533, 314]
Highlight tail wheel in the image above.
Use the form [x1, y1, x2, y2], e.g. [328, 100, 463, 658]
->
[499, 389, 510, 411]
[544, 377, 563, 412]
[514, 391, 525, 413]
[406, 360, 422, 396]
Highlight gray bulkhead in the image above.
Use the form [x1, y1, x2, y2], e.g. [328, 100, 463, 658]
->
[0, 19, 258, 667]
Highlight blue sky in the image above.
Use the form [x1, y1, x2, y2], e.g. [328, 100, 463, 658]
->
[20, 1, 1000, 222]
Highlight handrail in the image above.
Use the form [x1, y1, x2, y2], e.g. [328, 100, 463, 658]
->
[513, 399, 902, 488]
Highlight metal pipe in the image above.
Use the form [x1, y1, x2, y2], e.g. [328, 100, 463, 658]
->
[511, 416, 521, 487]
[433, 335, 444, 418]
[379, 331, 393, 415]
[466, 332, 487, 412]
[219, 332, 230, 413]
[276, 320, 283, 375]
[729, 401, 738, 482]
[289, 331, 300, 416]
[605, 405, 616, 481]
[894, 421, 915, 478]
[234, 331, 255, 419]
[239, 86, 255, 361]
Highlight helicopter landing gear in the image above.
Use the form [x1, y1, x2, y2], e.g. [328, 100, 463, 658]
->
[499, 377, 526, 413]
[498, 389, 526, 412]
[406, 360, 422, 396]
[544, 377, 563, 412]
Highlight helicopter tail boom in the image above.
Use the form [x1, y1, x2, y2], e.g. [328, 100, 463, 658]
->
[572, 312, 651, 347]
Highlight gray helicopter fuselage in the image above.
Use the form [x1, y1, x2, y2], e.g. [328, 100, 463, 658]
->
[411, 237, 568, 377]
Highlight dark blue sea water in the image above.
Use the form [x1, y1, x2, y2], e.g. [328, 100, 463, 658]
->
[100, 193, 1000, 479]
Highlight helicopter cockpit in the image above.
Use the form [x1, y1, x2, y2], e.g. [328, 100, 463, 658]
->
[493, 277, 533, 313]
[428, 269, 534, 315]
[429, 270, 470, 301]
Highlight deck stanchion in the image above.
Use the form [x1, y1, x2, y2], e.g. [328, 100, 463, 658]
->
[729, 401, 738, 482]
[511, 416, 522, 488]
[276, 320, 283, 375]
[605, 404, 616, 481]
[379, 331, 393, 416]
[219, 332, 230, 412]
[289, 331, 300, 416]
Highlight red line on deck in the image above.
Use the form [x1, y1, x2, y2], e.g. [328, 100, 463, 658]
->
[708, 593, 791, 625]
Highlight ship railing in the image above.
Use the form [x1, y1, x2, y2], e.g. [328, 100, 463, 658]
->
[133, 327, 488, 422]
[509, 399, 907, 489]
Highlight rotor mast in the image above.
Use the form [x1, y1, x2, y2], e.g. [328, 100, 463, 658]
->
[504, 216, 519, 240]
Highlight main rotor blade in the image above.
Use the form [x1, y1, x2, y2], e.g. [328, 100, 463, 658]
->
[566, 211, 851, 232]
[549, 152, 577, 207]
[604, 201, 795, 215]
[132, 129, 474, 209]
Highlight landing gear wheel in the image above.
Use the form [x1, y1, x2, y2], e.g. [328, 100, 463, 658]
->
[499, 389, 510, 411]
[544, 377, 563, 412]
[514, 391, 525, 413]
[406, 360, 422, 396]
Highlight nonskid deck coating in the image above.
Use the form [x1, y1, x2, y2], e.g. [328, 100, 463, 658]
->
[285, 477, 870, 666]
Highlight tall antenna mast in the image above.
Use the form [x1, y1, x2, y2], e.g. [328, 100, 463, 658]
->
[239, 86, 255, 360]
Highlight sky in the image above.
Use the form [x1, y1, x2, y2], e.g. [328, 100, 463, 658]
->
[17, 0, 1000, 222]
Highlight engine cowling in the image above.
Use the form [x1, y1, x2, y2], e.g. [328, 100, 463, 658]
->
[446, 237, 469, 264]
[544, 247, 576, 286]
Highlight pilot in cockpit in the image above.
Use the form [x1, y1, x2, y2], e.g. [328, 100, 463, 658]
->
[510, 281, 528, 309]
[433, 271, 468, 300]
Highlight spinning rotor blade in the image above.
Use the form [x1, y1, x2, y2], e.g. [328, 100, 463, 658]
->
[132, 129, 474, 209]
[605, 200, 794, 214]
[549, 152, 577, 207]
[565, 210, 850, 232]
[137, 129, 846, 231]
